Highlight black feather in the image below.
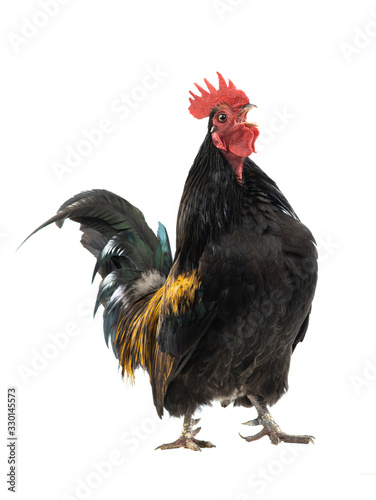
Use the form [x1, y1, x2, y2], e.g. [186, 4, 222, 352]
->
[21, 189, 158, 250]
[154, 222, 173, 277]
[80, 227, 108, 259]
[92, 230, 155, 282]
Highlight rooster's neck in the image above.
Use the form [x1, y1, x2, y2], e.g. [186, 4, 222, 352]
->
[175, 135, 243, 272]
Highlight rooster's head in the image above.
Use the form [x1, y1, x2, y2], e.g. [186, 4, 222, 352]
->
[189, 72, 259, 180]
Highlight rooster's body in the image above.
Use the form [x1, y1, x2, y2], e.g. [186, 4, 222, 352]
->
[27, 74, 317, 450]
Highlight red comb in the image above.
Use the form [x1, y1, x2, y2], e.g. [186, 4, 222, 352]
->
[188, 72, 249, 119]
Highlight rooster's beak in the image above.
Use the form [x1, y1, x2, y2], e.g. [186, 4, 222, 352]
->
[244, 103, 257, 111]
[236, 103, 257, 127]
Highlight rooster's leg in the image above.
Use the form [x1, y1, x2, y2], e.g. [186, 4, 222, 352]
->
[155, 414, 216, 451]
[239, 395, 314, 445]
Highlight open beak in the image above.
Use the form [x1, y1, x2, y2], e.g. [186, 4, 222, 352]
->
[236, 103, 258, 127]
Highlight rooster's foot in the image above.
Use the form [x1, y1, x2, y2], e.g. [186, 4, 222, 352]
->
[239, 395, 314, 446]
[156, 416, 216, 451]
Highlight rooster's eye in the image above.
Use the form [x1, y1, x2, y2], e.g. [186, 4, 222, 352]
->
[217, 113, 227, 123]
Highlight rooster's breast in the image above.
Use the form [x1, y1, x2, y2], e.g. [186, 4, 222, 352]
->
[164, 209, 317, 417]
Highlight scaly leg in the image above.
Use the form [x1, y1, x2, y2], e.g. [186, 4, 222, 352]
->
[156, 414, 216, 451]
[239, 395, 314, 445]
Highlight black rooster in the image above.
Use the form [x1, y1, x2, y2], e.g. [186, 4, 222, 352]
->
[25, 73, 317, 451]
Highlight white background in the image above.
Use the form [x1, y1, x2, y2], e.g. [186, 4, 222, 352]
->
[1, 0, 376, 499]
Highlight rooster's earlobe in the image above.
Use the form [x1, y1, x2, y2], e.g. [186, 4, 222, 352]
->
[211, 132, 227, 152]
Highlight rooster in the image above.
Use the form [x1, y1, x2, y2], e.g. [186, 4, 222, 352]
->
[25, 73, 318, 451]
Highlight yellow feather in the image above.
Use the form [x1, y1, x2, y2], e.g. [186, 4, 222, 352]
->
[114, 270, 200, 381]
[163, 270, 200, 317]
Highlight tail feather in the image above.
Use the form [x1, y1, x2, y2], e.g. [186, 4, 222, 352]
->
[24, 188, 174, 382]
[93, 266, 140, 316]
[92, 229, 156, 282]
[80, 227, 115, 279]
[101, 277, 137, 354]
[80, 227, 107, 259]
[154, 222, 173, 277]
[22, 189, 159, 249]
